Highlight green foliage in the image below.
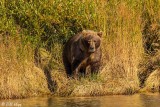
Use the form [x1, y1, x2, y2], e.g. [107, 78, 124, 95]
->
[0, 0, 159, 97]
[1, 0, 103, 48]
[0, 0, 106, 70]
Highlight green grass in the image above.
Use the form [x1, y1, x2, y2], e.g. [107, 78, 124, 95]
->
[0, 0, 159, 98]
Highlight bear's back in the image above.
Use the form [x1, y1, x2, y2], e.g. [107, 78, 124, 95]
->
[63, 33, 82, 63]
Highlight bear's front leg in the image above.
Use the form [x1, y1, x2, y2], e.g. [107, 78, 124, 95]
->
[73, 68, 79, 79]
[90, 62, 100, 76]
[72, 58, 88, 79]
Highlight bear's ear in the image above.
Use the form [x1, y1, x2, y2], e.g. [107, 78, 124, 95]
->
[97, 31, 102, 38]
[82, 30, 87, 34]
[82, 30, 87, 38]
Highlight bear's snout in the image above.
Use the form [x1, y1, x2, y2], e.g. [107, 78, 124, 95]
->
[89, 46, 95, 52]
[63, 30, 102, 78]
[88, 40, 95, 53]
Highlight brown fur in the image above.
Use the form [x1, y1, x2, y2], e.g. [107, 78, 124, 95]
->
[62, 30, 102, 78]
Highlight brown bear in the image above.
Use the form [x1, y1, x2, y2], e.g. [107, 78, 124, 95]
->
[62, 30, 102, 78]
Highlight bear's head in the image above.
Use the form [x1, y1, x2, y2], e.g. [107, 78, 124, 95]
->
[80, 30, 102, 53]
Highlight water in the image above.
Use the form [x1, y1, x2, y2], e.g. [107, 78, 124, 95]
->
[0, 93, 160, 107]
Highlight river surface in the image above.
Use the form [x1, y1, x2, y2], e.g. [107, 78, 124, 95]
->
[0, 93, 160, 107]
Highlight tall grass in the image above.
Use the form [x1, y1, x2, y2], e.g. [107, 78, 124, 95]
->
[138, 0, 160, 91]
[0, 0, 159, 98]
[0, 36, 50, 99]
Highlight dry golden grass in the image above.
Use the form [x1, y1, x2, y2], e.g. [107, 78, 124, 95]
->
[0, 0, 159, 99]
[139, 68, 160, 93]
[145, 68, 160, 92]
[99, 2, 143, 94]
[0, 36, 50, 99]
[49, 1, 144, 96]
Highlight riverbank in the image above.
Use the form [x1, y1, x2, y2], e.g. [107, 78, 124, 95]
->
[0, 38, 50, 99]
[0, 39, 159, 99]
[0, 93, 160, 107]
[0, 0, 159, 99]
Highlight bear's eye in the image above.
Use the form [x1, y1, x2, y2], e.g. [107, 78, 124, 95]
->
[88, 40, 91, 43]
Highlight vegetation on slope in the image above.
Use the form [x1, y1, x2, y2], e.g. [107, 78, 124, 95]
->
[0, 0, 159, 98]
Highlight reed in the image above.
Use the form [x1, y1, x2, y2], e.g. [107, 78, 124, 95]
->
[0, 36, 50, 99]
[0, 0, 159, 98]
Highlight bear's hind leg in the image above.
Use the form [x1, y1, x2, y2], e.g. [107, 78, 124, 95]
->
[63, 55, 72, 77]
[71, 60, 81, 79]
[64, 62, 72, 77]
